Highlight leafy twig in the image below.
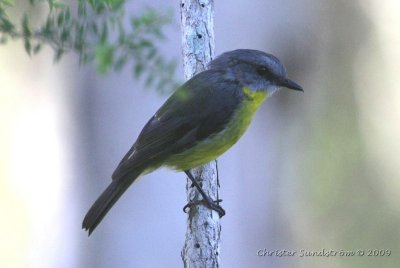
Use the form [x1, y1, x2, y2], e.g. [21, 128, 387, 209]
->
[0, 0, 179, 93]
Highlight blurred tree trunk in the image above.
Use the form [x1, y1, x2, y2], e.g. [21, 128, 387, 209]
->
[180, 1, 221, 267]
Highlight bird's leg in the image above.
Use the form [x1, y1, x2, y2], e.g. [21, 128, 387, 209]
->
[183, 170, 225, 217]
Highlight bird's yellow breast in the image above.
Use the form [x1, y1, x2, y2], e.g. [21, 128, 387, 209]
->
[165, 87, 268, 171]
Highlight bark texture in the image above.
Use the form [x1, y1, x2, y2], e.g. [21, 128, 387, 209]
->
[180, 1, 221, 267]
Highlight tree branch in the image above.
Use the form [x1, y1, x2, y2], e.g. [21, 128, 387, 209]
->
[180, 1, 221, 267]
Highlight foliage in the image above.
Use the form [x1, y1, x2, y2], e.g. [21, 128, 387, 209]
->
[0, 0, 179, 93]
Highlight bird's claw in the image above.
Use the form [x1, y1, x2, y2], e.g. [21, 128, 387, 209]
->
[183, 198, 225, 218]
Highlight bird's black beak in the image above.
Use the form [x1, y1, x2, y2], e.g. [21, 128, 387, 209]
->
[280, 78, 303, 92]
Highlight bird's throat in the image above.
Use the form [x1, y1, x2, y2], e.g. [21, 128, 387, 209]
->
[242, 86, 268, 109]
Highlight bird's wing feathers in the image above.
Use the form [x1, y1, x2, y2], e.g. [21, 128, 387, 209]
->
[112, 70, 242, 181]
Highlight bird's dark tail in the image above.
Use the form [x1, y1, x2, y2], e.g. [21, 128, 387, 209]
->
[82, 170, 141, 235]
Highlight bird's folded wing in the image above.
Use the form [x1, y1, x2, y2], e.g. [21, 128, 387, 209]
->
[112, 70, 242, 181]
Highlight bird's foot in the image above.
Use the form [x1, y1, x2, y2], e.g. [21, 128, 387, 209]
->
[183, 197, 225, 218]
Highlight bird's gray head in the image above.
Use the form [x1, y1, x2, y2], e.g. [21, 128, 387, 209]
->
[208, 49, 303, 96]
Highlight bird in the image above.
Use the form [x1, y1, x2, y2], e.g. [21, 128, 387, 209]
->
[82, 49, 303, 235]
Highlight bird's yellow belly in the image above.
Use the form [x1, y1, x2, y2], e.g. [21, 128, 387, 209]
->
[165, 88, 268, 171]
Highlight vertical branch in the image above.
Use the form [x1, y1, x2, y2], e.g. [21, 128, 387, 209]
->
[180, 0, 221, 267]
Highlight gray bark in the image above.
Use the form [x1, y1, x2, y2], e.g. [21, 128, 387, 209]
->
[180, 1, 221, 267]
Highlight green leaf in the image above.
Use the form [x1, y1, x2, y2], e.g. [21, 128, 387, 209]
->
[52, 1, 67, 9]
[33, 43, 41, 54]
[24, 38, 31, 55]
[134, 62, 144, 78]
[141, 9, 157, 26]
[138, 39, 151, 48]
[42, 17, 53, 37]
[78, 0, 87, 16]
[75, 24, 85, 46]
[105, 0, 125, 11]
[22, 14, 31, 37]
[73, 24, 86, 52]
[60, 28, 69, 42]
[0, 0, 177, 92]
[95, 43, 114, 74]
[89, 0, 106, 13]
[2, 0, 14, 7]
[0, 16, 15, 32]
[54, 48, 64, 62]
[100, 21, 108, 42]
[57, 12, 64, 27]
[64, 8, 71, 22]
[48, 0, 66, 10]
[144, 73, 154, 87]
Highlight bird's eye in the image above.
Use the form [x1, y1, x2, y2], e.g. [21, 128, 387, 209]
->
[257, 66, 269, 76]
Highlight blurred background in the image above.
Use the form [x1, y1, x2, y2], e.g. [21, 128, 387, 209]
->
[1, 0, 400, 267]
